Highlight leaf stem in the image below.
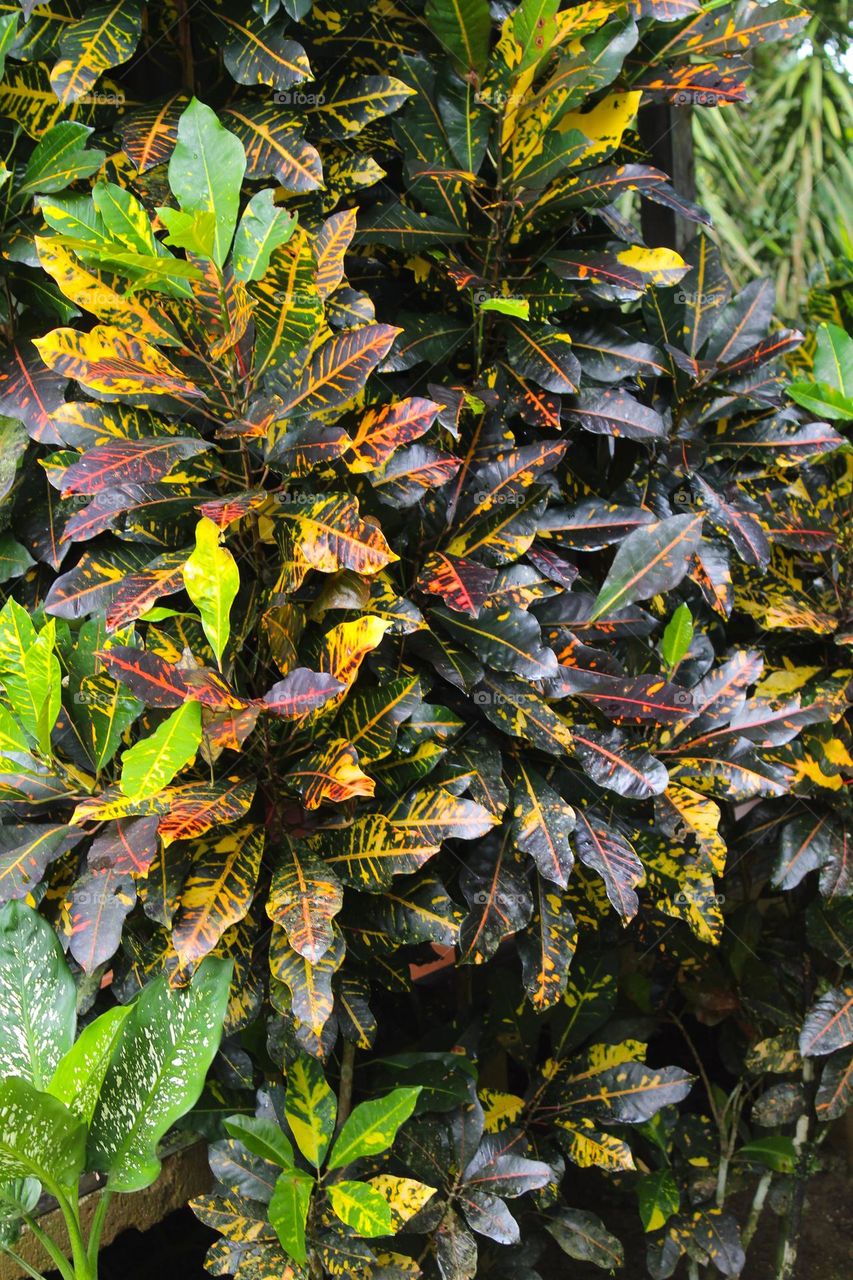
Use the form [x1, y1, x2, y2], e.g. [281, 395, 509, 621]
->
[86, 1189, 112, 1270]
[54, 1187, 95, 1280]
[0, 1244, 49, 1280]
[21, 1213, 75, 1280]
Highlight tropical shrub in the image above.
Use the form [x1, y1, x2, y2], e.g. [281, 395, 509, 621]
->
[0, 2, 850, 1279]
[0, 900, 230, 1280]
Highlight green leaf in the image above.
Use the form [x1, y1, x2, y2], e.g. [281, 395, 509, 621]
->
[0, 1177, 40, 1248]
[591, 514, 704, 620]
[0, 534, 35, 586]
[168, 98, 247, 268]
[637, 1168, 680, 1232]
[268, 1167, 313, 1264]
[504, 0, 561, 74]
[88, 957, 232, 1191]
[119, 700, 203, 800]
[788, 378, 853, 422]
[0, 1077, 86, 1190]
[232, 189, 297, 282]
[182, 517, 240, 666]
[479, 297, 530, 319]
[285, 1054, 336, 1168]
[72, 671, 143, 774]
[430, 604, 557, 679]
[156, 207, 218, 259]
[814, 322, 853, 396]
[0, 415, 28, 504]
[221, 12, 311, 92]
[660, 602, 693, 672]
[327, 1179, 395, 1237]
[20, 122, 105, 196]
[223, 1114, 295, 1168]
[327, 1086, 421, 1170]
[47, 1004, 132, 1125]
[0, 597, 36, 666]
[0, 13, 18, 82]
[91, 181, 158, 255]
[425, 0, 491, 76]
[0, 603, 61, 755]
[737, 1135, 796, 1173]
[0, 900, 76, 1089]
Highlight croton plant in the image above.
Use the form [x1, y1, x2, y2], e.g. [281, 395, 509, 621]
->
[0, 1, 850, 1278]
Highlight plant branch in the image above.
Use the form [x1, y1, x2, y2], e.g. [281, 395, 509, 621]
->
[773, 1059, 816, 1280]
[335, 1040, 356, 1135]
[671, 1012, 723, 1132]
[742, 1169, 773, 1248]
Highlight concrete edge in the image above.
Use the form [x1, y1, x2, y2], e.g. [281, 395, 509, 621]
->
[0, 1142, 212, 1280]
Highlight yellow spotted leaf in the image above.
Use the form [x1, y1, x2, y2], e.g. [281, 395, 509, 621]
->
[33, 325, 204, 402]
[367, 1174, 436, 1229]
[171, 824, 264, 967]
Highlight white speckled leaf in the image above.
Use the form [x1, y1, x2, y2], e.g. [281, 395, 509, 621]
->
[48, 1004, 132, 1124]
[0, 900, 76, 1088]
[0, 1076, 86, 1189]
[87, 956, 232, 1191]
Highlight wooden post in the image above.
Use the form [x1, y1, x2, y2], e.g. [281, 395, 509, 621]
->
[638, 102, 696, 253]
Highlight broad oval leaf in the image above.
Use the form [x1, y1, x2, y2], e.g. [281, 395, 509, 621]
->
[88, 956, 232, 1191]
[327, 1086, 422, 1170]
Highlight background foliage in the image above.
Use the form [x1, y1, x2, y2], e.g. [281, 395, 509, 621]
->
[0, 2, 850, 1279]
[693, 0, 853, 320]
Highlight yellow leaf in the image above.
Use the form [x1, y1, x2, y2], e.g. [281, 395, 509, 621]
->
[479, 1089, 525, 1132]
[35, 237, 175, 343]
[368, 1175, 436, 1228]
[557, 1117, 636, 1171]
[33, 325, 203, 400]
[586, 1039, 646, 1071]
[615, 245, 689, 287]
[557, 90, 641, 161]
[182, 517, 240, 667]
